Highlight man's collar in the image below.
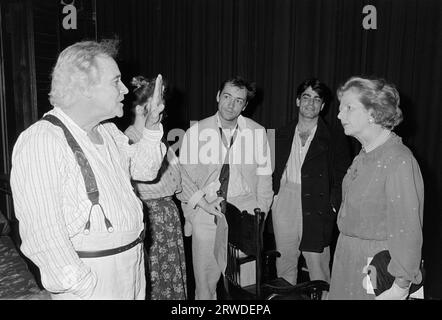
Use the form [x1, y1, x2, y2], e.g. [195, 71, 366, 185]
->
[215, 112, 246, 131]
[50, 107, 88, 136]
[295, 123, 318, 135]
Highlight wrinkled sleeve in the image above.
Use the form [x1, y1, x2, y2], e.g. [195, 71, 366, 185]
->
[255, 128, 274, 214]
[385, 155, 424, 284]
[161, 145, 204, 208]
[175, 162, 205, 209]
[112, 123, 166, 181]
[178, 126, 203, 236]
[10, 128, 97, 299]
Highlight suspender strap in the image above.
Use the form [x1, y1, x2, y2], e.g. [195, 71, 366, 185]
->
[42, 115, 99, 205]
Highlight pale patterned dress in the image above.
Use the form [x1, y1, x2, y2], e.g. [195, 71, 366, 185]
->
[125, 125, 200, 300]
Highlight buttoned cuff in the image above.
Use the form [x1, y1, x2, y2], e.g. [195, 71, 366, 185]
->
[142, 123, 164, 141]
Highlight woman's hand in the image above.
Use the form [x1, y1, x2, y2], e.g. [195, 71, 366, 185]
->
[197, 197, 224, 217]
[145, 74, 165, 130]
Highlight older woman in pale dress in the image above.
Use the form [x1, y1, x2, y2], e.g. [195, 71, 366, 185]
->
[328, 76, 424, 300]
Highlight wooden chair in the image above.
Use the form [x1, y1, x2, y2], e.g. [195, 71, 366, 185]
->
[223, 202, 329, 300]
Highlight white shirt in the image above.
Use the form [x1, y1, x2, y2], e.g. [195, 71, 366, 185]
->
[10, 107, 165, 298]
[282, 124, 317, 185]
[216, 113, 252, 199]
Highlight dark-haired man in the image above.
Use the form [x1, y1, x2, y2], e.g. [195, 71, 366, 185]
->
[272, 78, 351, 287]
[180, 76, 273, 299]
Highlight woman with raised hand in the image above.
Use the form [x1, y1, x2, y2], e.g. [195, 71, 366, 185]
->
[125, 76, 222, 300]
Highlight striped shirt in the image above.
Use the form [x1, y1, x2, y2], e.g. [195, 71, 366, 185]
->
[9, 107, 165, 298]
[124, 125, 204, 207]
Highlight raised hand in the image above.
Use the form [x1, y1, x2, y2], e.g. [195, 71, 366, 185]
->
[145, 74, 165, 130]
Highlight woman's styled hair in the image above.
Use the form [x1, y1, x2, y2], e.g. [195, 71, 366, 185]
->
[130, 75, 167, 107]
[131, 76, 157, 107]
[130, 75, 168, 121]
[337, 76, 403, 130]
[49, 39, 119, 108]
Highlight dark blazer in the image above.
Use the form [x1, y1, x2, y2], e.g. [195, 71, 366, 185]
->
[272, 117, 351, 252]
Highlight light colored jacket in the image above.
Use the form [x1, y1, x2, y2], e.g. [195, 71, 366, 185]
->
[179, 113, 274, 236]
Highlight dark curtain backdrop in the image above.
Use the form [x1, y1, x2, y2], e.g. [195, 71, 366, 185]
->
[96, 0, 441, 298]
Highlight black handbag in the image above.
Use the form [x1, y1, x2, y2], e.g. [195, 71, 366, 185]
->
[369, 250, 424, 297]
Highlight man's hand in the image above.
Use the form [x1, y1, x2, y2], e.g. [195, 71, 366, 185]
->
[375, 281, 410, 300]
[145, 74, 165, 130]
[197, 197, 224, 217]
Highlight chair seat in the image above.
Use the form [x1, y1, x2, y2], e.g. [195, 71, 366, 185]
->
[225, 278, 291, 300]
[234, 278, 326, 300]
[260, 277, 293, 290]
[242, 278, 296, 299]
[264, 279, 330, 300]
[261, 278, 309, 300]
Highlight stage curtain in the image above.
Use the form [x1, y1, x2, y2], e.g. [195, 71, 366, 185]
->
[96, 0, 442, 298]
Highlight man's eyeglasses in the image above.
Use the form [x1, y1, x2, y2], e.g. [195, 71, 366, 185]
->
[300, 94, 323, 105]
[221, 93, 246, 108]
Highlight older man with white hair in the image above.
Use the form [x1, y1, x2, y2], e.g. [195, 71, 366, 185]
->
[10, 40, 165, 299]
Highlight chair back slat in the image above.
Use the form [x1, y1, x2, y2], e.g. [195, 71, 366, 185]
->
[225, 203, 263, 256]
[225, 203, 265, 298]
[224, 202, 330, 300]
